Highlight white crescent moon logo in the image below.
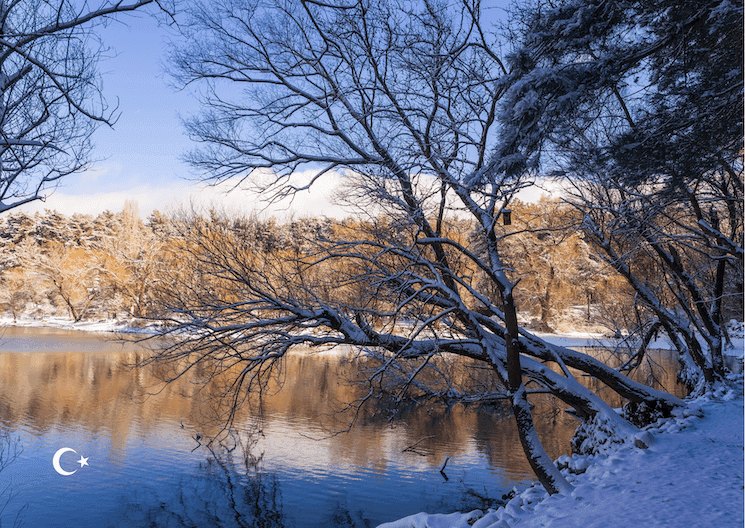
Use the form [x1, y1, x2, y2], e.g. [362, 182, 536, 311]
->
[52, 447, 79, 476]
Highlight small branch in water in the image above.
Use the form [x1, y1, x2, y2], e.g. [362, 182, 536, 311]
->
[191, 432, 202, 452]
[440, 456, 450, 480]
[402, 435, 435, 456]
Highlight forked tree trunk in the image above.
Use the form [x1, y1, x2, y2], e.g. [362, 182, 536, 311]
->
[503, 289, 573, 495]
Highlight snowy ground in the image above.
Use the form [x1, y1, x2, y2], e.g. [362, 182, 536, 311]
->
[0, 315, 157, 334]
[378, 378, 744, 528]
[534, 322, 745, 359]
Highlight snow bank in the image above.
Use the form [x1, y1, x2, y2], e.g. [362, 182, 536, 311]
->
[375, 511, 484, 528]
[535, 321, 745, 359]
[724, 320, 745, 360]
[377, 377, 744, 528]
[0, 315, 158, 335]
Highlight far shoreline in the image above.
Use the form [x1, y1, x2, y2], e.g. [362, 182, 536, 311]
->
[0, 315, 741, 363]
[0, 315, 156, 336]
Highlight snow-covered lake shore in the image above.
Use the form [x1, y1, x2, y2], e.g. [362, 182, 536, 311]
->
[1, 315, 742, 355]
[373, 326, 743, 528]
[0, 315, 158, 335]
[534, 329, 745, 359]
[378, 378, 744, 528]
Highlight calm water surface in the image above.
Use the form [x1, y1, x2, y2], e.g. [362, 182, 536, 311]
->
[0, 328, 680, 527]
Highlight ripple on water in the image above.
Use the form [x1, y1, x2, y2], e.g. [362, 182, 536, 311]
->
[0, 328, 607, 527]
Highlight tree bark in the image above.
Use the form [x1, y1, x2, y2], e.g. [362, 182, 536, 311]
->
[503, 288, 573, 495]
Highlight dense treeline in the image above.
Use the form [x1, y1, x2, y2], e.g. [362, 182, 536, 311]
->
[0, 202, 341, 323]
[5, 198, 737, 334]
[0, 201, 165, 322]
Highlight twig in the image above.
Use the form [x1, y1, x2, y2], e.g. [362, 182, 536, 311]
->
[440, 456, 450, 480]
[402, 435, 435, 456]
[191, 432, 202, 452]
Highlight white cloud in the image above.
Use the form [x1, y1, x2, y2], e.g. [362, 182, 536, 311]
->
[18, 172, 350, 220]
[17, 170, 562, 221]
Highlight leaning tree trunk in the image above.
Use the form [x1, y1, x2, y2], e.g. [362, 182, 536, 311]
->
[503, 289, 574, 495]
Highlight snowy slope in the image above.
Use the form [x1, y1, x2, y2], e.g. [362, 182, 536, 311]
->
[378, 379, 744, 528]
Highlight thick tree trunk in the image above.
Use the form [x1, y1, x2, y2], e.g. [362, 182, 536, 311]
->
[539, 268, 556, 330]
[512, 386, 574, 495]
[503, 289, 573, 495]
[710, 216, 728, 376]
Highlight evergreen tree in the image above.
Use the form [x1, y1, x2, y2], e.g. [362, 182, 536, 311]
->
[497, 0, 742, 184]
[69, 213, 96, 247]
[496, 0, 743, 390]
[146, 209, 173, 239]
[37, 210, 70, 244]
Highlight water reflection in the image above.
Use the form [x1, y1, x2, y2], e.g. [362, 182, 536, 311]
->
[0, 328, 685, 527]
[113, 444, 286, 528]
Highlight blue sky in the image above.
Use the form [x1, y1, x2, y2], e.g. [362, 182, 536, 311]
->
[21, 8, 343, 220]
[21, 4, 545, 221]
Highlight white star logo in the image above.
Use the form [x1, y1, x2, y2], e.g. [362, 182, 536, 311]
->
[77, 456, 89, 468]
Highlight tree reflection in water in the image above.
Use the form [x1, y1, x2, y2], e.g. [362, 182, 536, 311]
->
[0, 429, 25, 528]
[0, 330, 689, 527]
[112, 432, 390, 528]
[113, 434, 285, 528]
